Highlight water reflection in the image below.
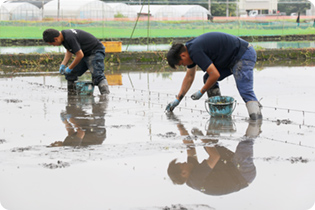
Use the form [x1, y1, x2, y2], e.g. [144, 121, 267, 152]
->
[205, 116, 237, 135]
[50, 95, 108, 147]
[1, 41, 315, 54]
[166, 113, 262, 196]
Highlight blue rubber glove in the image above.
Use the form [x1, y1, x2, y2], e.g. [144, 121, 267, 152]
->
[165, 98, 180, 112]
[59, 64, 66, 75]
[191, 90, 204, 100]
[60, 113, 72, 122]
[65, 67, 73, 75]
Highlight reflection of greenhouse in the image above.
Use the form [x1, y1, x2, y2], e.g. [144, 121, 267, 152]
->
[1, 1, 41, 20]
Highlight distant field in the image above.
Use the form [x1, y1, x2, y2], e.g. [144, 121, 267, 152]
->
[1, 20, 315, 39]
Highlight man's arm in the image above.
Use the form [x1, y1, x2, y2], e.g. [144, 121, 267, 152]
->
[200, 63, 220, 94]
[61, 50, 73, 66]
[176, 66, 197, 100]
[204, 147, 220, 169]
[68, 50, 84, 70]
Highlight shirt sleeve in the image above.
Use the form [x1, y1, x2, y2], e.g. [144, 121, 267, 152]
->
[190, 51, 213, 72]
[186, 159, 212, 190]
[66, 36, 81, 54]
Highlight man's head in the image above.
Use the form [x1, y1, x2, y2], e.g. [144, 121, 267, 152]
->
[43, 28, 63, 46]
[167, 159, 190, 185]
[167, 43, 192, 69]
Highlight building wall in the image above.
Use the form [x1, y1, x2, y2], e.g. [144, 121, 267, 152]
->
[239, 0, 278, 15]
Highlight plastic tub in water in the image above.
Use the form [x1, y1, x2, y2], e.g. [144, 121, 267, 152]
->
[205, 96, 236, 117]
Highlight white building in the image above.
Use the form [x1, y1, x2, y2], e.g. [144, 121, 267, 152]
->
[238, 0, 278, 16]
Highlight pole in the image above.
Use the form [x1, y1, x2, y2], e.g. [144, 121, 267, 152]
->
[226, 0, 229, 17]
[147, 0, 150, 50]
[57, 0, 60, 20]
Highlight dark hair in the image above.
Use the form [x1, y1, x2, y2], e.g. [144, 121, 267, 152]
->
[167, 159, 186, 185]
[43, 28, 60, 43]
[166, 43, 186, 69]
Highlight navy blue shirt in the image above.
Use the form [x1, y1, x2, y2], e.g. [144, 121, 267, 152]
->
[61, 29, 104, 56]
[186, 157, 212, 191]
[186, 32, 249, 72]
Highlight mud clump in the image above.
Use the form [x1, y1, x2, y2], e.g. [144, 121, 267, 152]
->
[41, 160, 70, 169]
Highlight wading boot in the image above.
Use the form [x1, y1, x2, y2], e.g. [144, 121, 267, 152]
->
[67, 80, 76, 95]
[246, 101, 263, 120]
[98, 79, 110, 95]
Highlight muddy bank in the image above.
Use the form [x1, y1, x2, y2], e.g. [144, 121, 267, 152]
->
[1, 48, 315, 73]
[1, 34, 315, 46]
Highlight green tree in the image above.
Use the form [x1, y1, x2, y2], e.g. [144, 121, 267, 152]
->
[278, 1, 311, 15]
[211, 0, 237, 17]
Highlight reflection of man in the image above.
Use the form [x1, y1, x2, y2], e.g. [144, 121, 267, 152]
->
[50, 95, 108, 147]
[167, 113, 261, 196]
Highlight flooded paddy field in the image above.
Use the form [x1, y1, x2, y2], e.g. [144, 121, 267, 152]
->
[1, 40, 315, 54]
[0, 65, 315, 210]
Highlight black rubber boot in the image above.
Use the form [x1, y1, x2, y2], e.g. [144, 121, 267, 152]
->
[67, 80, 76, 95]
[98, 79, 110, 95]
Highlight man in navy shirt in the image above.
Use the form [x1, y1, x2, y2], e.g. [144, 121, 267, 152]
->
[43, 29, 110, 95]
[166, 32, 262, 120]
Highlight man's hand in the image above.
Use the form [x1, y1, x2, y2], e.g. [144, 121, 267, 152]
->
[165, 98, 180, 112]
[191, 90, 204, 100]
[65, 67, 73, 74]
[59, 64, 66, 75]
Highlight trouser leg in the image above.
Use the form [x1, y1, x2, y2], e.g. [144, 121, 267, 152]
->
[232, 46, 262, 120]
[88, 47, 110, 95]
[203, 74, 221, 97]
[65, 58, 88, 96]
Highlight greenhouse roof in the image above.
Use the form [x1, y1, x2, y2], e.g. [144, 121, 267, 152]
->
[2, 2, 40, 12]
[44, 0, 114, 19]
[130, 4, 210, 17]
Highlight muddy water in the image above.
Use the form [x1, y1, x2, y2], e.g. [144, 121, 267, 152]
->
[1, 40, 315, 54]
[0, 65, 315, 210]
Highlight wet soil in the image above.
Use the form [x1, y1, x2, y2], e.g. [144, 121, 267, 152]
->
[0, 66, 314, 210]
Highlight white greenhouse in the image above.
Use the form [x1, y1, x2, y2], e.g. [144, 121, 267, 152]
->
[0, 1, 10, 20]
[130, 5, 210, 20]
[1, 2, 41, 20]
[175, 5, 210, 19]
[107, 3, 137, 19]
[130, 5, 178, 20]
[43, 0, 114, 20]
